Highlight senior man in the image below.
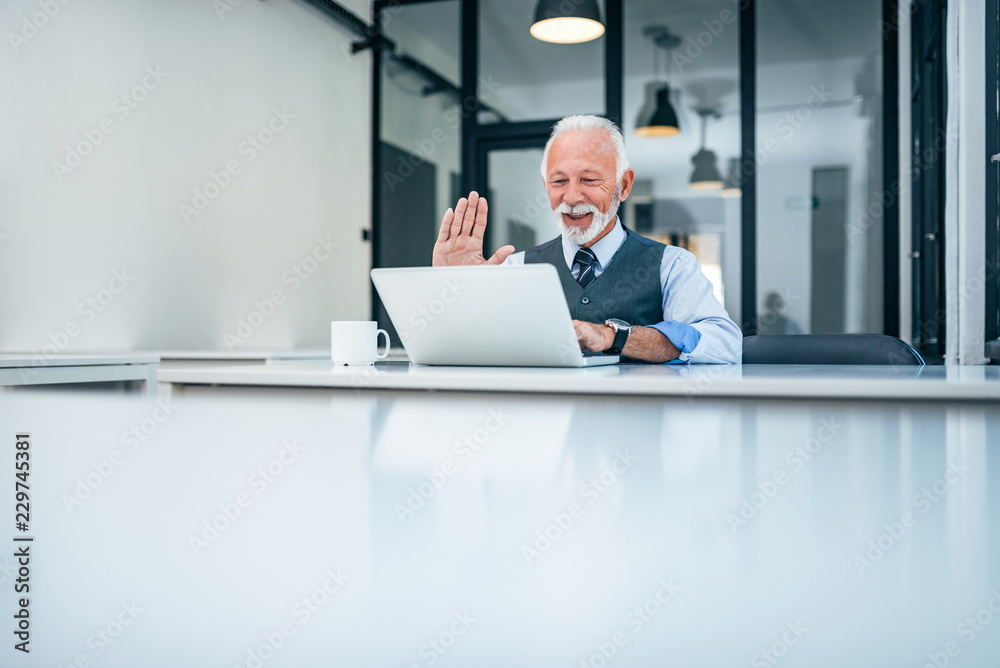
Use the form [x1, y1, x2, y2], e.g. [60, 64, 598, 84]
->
[432, 114, 741, 364]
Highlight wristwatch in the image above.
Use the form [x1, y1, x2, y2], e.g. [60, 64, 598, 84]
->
[603, 318, 631, 355]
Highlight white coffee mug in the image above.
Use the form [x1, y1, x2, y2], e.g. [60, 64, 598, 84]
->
[331, 321, 390, 366]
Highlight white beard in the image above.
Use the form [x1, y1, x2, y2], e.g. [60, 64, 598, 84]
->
[552, 187, 621, 246]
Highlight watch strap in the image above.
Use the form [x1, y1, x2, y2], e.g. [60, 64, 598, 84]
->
[606, 324, 629, 355]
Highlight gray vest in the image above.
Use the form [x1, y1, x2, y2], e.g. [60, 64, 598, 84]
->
[524, 227, 665, 325]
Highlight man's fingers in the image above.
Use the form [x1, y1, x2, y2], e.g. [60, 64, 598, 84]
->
[486, 244, 515, 265]
[437, 208, 454, 242]
[451, 197, 468, 236]
[572, 321, 588, 350]
[571, 320, 605, 352]
[472, 196, 489, 240]
[460, 191, 480, 236]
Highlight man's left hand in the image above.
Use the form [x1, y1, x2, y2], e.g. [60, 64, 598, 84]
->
[573, 319, 614, 353]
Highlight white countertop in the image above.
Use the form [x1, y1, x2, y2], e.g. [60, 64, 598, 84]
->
[0, 353, 160, 391]
[0, 353, 159, 368]
[158, 361, 1000, 401]
[151, 349, 329, 361]
[0, 387, 996, 667]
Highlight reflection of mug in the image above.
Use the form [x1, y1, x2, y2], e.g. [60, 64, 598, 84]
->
[331, 321, 390, 366]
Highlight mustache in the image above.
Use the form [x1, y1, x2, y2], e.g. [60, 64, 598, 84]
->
[555, 202, 600, 215]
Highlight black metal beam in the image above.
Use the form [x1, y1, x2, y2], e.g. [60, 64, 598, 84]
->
[883, 0, 900, 337]
[370, 3, 383, 323]
[460, 0, 478, 196]
[388, 52, 506, 120]
[299, 0, 485, 124]
[467, 119, 559, 141]
[740, 0, 757, 335]
[298, 0, 394, 51]
[986, 0, 1000, 350]
[604, 0, 623, 127]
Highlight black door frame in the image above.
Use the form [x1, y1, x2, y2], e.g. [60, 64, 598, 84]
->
[909, 0, 947, 359]
[987, 0, 1000, 359]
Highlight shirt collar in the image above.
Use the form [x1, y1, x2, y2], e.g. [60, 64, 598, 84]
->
[561, 217, 627, 271]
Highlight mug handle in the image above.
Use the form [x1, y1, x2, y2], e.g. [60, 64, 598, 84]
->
[376, 329, 391, 360]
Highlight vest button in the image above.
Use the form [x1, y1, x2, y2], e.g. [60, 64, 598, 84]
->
[581, 296, 590, 304]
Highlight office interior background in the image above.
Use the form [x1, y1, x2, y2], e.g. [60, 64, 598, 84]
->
[1, 0, 998, 366]
[3, 3, 1000, 667]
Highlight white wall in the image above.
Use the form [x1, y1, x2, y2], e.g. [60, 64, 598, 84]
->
[0, 0, 371, 353]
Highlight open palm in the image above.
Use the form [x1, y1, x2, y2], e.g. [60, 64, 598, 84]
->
[432, 191, 515, 267]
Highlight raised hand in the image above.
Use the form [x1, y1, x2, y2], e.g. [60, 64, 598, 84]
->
[432, 191, 515, 267]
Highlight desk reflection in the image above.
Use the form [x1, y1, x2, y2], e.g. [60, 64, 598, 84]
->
[0, 388, 996, 667]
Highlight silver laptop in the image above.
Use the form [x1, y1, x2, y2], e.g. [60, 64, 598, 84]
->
[370, 265, 619, 367]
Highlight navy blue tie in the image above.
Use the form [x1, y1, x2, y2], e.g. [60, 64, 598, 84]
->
[574, 247, 598, 288]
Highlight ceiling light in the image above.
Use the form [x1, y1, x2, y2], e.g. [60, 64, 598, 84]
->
[689, 109, 723, 190]
[635, 26, 683, 138]
[690, 149, 723, 189]
[530, 0, 605, 44]
[721, 157, 742, 197]
[635, 85, 680, 137]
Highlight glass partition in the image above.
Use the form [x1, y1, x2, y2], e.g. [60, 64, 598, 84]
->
[377, 0, 462, 342]
[756, 0, 883, 335]
[622, 0, 741, 321]
[478, 0, 605, 122]
[487, 148, 551, 254]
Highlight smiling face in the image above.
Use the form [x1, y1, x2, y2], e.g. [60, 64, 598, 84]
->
[543, 129, 635, 246]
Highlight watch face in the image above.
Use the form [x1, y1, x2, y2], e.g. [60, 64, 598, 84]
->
[606, 318, 631, 331]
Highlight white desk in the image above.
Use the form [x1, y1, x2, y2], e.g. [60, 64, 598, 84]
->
[154, 349, 331, 370]
[0, 353, 159, 395]
[152, 348, 410, 370]
[158, 362, 1000, 402]
[0, 387, 996, 667]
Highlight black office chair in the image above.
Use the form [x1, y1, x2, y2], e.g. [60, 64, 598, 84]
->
[742, 334, 925, 365]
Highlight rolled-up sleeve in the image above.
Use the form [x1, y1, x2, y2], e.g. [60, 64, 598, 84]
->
[652, 249, 743, 364]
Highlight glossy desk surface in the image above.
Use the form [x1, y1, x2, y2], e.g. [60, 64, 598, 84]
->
[0, 386, 998, 667]
[151, 349, 330, 371]
[0, 353, 159, 390]
[157, 349, 326, 360]
[0, 353, 159, 368]
[158, 362, 1000, 401]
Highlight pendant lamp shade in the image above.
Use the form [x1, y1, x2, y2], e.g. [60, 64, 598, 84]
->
[635, 85, 680, 137]
[530, 0, 605, 44]
[722, 157, 743, 197]
[689, 149, 724, 190]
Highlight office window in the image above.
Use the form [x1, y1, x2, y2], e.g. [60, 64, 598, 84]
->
[622, 0, 740, 320]
[369, 0, 900, 335]
[488, 148, 549, 251]
[756, 0, 885, 336]
[375, 0, 462, 342]
[477, 0, 605, 123]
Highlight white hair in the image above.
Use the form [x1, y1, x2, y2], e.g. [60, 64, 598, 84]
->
[539, 114, 630, 185]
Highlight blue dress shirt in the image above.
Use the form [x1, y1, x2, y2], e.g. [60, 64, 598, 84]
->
[502, 219, 743, 364]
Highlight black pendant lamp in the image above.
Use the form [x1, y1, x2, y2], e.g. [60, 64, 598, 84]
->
[530, 0, 605, 44]
[635, 85, 680, 137]
[690, 150, 724, 190]
[635, 26, 682, 137]
[689, 109, 723, 190]
[722, 157, 742, 197]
